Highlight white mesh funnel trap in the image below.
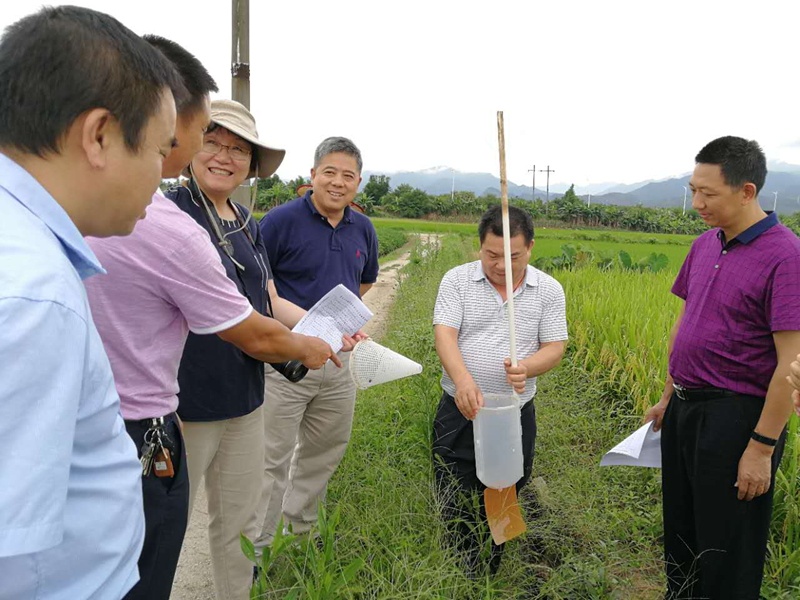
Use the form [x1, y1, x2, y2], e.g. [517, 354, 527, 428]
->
[349, 340, 423, 389]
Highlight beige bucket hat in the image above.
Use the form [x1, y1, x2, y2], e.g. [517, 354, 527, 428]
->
[209, 99, 285, 178]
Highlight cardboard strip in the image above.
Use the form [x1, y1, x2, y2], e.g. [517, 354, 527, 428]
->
[484, 485, 526, 545]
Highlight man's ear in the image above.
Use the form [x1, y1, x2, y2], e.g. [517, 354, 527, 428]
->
[81, 108, 115, 169]
[741, 182, 758, 205]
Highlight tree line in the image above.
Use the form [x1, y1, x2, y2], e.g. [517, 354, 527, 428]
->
[255, 174, 800, 237]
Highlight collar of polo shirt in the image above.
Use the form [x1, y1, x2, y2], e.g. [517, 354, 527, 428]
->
[472, 261, 539, 287]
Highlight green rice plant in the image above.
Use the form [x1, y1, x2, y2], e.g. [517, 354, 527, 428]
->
[762, 415, 800, 597]
[554, 266, 679, 416]
[554, 263, 800, 598]
[374, 226, 408, 257]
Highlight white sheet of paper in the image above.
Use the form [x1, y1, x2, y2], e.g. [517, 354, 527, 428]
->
[600, 421, 662, 468]
[292, 284, 373, 353]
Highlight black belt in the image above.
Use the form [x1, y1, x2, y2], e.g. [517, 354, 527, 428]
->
[672, 384, 737, 402]
[126, 413, 177, 427]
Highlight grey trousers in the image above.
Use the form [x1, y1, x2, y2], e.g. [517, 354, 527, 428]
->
[182, 407, 265, 600]
[255, 353, 356, 547]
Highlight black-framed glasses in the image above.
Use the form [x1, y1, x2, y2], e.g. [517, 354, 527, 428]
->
[201, 139, 252, 162]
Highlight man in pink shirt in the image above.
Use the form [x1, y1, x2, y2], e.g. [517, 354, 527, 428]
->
[85, 38, 337, 600]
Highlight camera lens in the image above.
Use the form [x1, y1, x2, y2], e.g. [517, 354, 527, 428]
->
[269, 360, 309, 383]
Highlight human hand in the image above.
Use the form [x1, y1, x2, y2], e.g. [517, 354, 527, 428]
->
[643, 400, 669, 432]
[340, 334, 357, 352]
[787, 355, 800, 389]
[503, 358, 527, 395]
[454, 377, 483, 420]
[340, 330, 369, 352]
[301, 336, 342, 369]
[735, 442, 773, 501]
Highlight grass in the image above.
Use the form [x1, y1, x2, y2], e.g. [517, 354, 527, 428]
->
[247, 227, 799, 598]
[248, 235, 667, 597]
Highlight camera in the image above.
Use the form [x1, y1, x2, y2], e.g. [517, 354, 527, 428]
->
[269, 360, 309, 383]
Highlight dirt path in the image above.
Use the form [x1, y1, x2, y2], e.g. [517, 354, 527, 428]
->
[170, 236, 439, 599]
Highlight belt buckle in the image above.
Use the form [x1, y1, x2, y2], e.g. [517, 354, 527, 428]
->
[673, 384, 687, 401]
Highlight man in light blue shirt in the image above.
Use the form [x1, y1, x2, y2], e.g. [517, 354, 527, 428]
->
[0, 7, 184, 599]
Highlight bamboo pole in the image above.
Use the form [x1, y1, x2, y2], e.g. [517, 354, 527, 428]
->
[496, 111, 517, 367]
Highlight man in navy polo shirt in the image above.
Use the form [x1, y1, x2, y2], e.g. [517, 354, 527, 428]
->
[645, 136, 800, 599]
[255, 137, 378, 546]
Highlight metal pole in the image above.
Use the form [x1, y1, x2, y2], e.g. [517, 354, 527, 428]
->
[682, 186, 687, 215]
[231, 0, 250, 108]
[527, 165, 536, 200]
[773, 191, 778, 212]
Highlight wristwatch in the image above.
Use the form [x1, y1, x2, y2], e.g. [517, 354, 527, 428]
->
[750, 430, 778, 447]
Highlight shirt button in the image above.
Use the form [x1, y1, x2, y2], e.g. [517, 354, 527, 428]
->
[714, 264, 719, 269]
[722, 250, 727, 255]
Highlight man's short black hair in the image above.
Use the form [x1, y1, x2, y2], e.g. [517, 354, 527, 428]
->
[695, 136, 767, 194]
[0, 6, 186, 156]
[143, 35, 217, 116]
[478, 204, 534, 245]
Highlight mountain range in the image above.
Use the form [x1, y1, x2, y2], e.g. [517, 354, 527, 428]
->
[361, 162, 800, 214]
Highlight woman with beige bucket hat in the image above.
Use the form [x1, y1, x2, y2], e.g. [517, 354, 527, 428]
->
[165, 99, 344, 598]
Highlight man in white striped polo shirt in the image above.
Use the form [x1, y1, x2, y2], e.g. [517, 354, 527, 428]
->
[432, 204, 568, 575]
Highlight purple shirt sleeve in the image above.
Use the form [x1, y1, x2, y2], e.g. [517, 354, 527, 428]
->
[769, 255, 800, 332]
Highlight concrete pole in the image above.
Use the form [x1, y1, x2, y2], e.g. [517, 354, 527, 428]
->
[231, 0, 250, 108]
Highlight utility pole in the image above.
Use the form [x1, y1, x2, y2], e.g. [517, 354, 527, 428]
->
[451, 168, 455, 203]
[527, 165, 536, 200]
[539, 165, 555, 203]
[773, 191, 778, 213]
[231, 0, 250, 203]
[587, 194, 591, 207]
[231, 0, 250, 108]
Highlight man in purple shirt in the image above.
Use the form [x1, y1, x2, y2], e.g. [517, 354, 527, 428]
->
[645, 136, 800, 599]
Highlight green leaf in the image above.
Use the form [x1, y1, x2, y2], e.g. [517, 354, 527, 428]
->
[240, 532, 257, 563]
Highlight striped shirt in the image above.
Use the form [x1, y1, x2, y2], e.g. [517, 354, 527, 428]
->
[433, 261, 568, 405]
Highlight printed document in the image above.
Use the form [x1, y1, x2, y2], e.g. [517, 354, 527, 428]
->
[292, 284, 373, 353]
[600, 421, 662, 468]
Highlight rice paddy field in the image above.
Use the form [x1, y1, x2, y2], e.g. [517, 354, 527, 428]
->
[249, 222, 800, 599]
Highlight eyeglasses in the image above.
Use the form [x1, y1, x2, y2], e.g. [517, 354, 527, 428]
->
[201, 139, 252, 162]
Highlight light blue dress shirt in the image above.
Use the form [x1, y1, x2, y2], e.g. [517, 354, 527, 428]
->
[0, 153, 144, 599]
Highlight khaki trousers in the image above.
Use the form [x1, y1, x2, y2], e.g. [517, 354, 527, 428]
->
[255, 353, 356, 547]
[183, 406, 264, 600]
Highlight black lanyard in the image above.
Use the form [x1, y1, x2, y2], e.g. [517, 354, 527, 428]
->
[187, 178, 272, 317]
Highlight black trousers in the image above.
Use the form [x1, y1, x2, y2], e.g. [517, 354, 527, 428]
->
[661, 390, 786, 600]
[123, 413, 189, 600]
[432, 391, 536, 575]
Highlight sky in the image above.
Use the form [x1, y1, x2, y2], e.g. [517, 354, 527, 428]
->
[3, 0, 800, 189]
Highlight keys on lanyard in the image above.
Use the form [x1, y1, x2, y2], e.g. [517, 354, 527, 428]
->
[140, 417, 175, 478]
